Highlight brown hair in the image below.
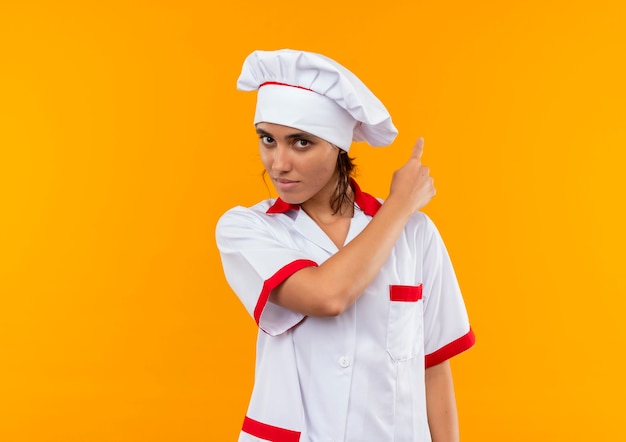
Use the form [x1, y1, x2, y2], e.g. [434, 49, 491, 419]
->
[330, 151, 357, 215]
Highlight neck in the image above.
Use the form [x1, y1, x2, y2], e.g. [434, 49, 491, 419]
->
[300, 183, 354, 250]
[300, 181, 354, 223]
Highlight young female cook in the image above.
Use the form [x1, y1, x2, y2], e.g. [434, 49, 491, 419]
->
[216, 49, 475, 442]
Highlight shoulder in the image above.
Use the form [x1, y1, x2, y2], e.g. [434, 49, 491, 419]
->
[365, 191, 436, 235]
[217, 200, 274, 226]
[215, 199, 292, 241]
[379, 206, 432, 230]
[409, 211, 435, 229]
[403, 211, 441, 243]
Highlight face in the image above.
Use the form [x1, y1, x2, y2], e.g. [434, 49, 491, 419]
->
[256, 122, 341, 206]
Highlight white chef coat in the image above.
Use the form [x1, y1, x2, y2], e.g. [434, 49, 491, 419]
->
[216, 180, 475, 442]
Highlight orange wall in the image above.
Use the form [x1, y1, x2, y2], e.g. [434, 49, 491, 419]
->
[1, 1, 625, 440]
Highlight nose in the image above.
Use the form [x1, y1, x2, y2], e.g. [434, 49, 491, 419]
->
[271, 144, 291, 173]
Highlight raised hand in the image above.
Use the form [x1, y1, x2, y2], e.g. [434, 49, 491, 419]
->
[388, 138, 436, 213]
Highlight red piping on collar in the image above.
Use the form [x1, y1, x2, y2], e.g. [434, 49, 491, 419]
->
[266, 198, 300, 214]
[266, 179, 382, 216]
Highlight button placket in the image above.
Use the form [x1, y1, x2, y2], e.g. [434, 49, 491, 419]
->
[338, 356, 350, 368]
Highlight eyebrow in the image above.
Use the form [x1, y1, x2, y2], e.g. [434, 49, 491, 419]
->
[256, 127, 315, 140]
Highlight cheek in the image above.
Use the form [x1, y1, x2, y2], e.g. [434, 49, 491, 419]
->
[259, 148, 271, 170]
[318, 150, 339, 175]
[307, 152, 339, 185]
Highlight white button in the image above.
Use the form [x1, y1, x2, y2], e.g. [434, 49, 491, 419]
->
[338, 356, 350, 368]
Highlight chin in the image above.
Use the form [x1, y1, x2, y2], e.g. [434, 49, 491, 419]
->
[279, 195, 305, 205]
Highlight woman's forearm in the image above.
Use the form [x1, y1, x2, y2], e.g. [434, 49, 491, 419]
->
[270, 139, 435, 316]
[425, 361, 460, 442]
[271, 194, 415, 316]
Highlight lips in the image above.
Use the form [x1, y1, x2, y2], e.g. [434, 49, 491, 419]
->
[273, 178, 299, 191]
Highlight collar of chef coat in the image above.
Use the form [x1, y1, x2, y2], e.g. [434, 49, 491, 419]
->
[266, 179, 382, 216]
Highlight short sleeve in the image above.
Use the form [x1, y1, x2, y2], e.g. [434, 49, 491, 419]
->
[216, 206, 318, 336]
[421, 215, 475, 368]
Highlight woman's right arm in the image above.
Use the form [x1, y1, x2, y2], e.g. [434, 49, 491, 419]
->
[270, 138, 436, 317]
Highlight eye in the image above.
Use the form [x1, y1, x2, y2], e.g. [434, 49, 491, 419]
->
[294, 139, 311, 148]
[259, 135, 275, 146]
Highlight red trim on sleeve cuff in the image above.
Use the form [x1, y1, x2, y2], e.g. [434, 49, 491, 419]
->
[242, 416, 301, 442]
[425, 327, 476, 368]
[253, 259, 319, 325]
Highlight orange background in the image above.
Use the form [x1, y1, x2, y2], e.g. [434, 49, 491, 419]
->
[1, 0, 625, 440]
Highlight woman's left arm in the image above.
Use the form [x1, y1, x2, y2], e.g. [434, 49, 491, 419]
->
[425, 360, 460, 442]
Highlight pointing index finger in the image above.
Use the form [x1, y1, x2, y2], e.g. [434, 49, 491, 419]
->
[412, 137, 424, 160]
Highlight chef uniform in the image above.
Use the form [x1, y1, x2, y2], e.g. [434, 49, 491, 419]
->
[216, 49, 475, 442]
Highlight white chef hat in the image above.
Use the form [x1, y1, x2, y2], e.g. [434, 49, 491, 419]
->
[237, 49, 398, 151]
